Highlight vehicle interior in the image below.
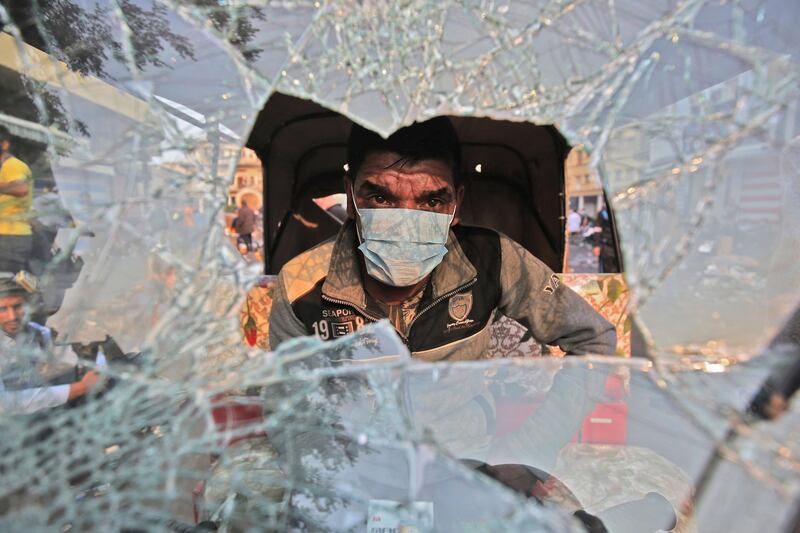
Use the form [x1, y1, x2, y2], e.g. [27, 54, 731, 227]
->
[240, 92, 636, 357]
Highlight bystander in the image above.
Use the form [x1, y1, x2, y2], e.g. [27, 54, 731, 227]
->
[0, 126, 33, 274]
[0, 275, 100, 415]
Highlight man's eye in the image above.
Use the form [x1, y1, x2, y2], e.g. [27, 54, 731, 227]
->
[425, 198, 443, 208]
[370, 195, 387, 204]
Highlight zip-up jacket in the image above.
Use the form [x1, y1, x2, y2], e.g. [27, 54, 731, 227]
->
[269, 220, 616, 360]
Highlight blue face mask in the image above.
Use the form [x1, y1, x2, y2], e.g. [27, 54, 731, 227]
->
[353, 190, 455, 287]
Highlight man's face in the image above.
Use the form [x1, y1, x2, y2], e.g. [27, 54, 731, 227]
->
[0, 140, 9, 156]
[0, 294, 25, 337]
[346, 151, 463, 221]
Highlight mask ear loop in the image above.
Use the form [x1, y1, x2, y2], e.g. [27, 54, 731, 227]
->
[351, 183, 364, 243]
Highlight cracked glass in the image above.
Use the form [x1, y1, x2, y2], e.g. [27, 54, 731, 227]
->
[0, 1, 799, 531]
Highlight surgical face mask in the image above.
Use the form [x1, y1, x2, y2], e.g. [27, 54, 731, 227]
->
[352, 188, 455, 287]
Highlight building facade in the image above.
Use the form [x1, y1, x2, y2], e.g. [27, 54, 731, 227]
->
[226, 146, 263, 211]
[565, 146, 605, 216]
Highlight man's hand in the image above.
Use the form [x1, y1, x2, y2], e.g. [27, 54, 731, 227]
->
[67, 370, 101, 400]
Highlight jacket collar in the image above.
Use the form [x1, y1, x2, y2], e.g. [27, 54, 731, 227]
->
[322, 219, 478, 307]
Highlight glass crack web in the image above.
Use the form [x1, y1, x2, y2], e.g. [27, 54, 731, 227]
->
[0, 0, 798, 531]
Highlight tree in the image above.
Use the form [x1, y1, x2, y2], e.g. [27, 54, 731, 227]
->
[0, 0, 265, 135]
[3, 0, 265, 78]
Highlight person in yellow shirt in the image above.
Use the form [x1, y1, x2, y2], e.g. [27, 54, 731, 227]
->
[0, 126, 33, 274]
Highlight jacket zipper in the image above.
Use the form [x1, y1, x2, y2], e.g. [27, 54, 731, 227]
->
[322, 277, 477, 346]
[321, 294, 382, 323]
[408, 278, 478, 332]
[320, 293, 407, 340]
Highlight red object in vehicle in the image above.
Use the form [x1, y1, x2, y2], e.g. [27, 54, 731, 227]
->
[495, 375, 629, 444]
[244, 326, 258, 346]
[210, 395, 265, 447]
[572, 373, 628, 445]
[243, 315, 258, 346]
[604, 373, 627, 400]
[576, 401, 628, 445]
[194, 397, 266, 523]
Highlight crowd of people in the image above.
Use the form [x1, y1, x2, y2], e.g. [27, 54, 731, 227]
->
[0, 125, 108, 416]
[567, 206, 619, 273]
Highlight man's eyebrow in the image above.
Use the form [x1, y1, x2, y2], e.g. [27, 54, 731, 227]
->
[358, 180, 397, 200]
[416, 187, 454, 202]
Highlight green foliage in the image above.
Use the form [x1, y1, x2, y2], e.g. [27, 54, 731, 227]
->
[623, 316, 632, 334]
[4, 0, 265, 79]
[0, 0, 264, 148]
[4, 0, 194, 78]
[606, 278, 625, 303]
[184, 0, 266, 62]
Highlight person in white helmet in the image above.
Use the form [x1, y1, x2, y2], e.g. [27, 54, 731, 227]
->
[0, 275, 101, 415]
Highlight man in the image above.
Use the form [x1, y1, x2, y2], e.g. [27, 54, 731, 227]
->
[0, 275, 99, 414]
[0, 126, 33, 273]
[567, 208, 581, 244]
[593, 206, 619, 273]
[233, 200, 257, 251]
[269, 118, 615, 360]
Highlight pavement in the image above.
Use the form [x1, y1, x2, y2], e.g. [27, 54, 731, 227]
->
[567, 237, 599, 273]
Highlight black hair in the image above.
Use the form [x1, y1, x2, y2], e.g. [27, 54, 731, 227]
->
[0, 126, 10, 143]
[347, 116, 461, 187]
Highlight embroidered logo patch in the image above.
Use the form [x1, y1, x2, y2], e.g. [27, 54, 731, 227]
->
[448, 292, 473, 323]
[543, 274, 561, 294]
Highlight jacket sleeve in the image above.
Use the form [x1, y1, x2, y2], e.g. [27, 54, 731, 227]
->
[0, 384, 70, 415]
[268, 271, 310, 350]
[497, 235, 616, 355]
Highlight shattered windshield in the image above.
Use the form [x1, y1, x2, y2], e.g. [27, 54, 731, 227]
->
[0, 0, 799, 531]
